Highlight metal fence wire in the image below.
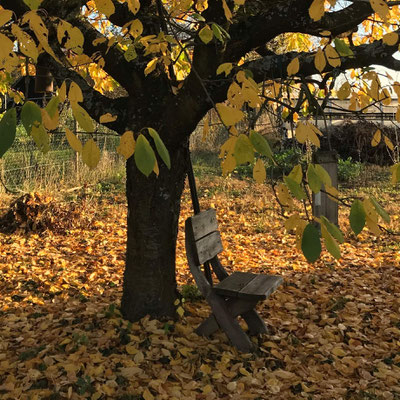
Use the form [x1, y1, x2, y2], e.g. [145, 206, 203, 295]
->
[0, 129, 120, 191]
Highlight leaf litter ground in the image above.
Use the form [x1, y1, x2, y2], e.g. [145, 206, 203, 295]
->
[0, 178, 399, 400]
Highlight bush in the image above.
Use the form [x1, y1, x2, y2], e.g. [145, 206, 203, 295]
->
[338, 157, 363, 183]
[267, 147, 304, 179]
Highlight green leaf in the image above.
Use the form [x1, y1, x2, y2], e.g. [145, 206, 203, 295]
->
[199, 25, 213, 44]
[148, 128, 171, 169]
[31, 124, 50, 154]
[134, 134, 156, 177]
[211, 23, 223, 42]
[45, 96, 60, 118]
[234, 134, 254, 165]
[301, 223, 321, 263]
[333, 38, 354, 57]
[321, 224, 341, 259]
[321, 215, 344, 243]
[349, 199, 366, 235]
[369, 197, 390, 223]
[283, 176, 306, 200]
[307, 164, 322, 193]
[249, 130, 275, 163]
[71, 103, 94, 133]
[21, 101, 42, 135]
[0, 108, 17, 158]
[314, 164, 332, 186]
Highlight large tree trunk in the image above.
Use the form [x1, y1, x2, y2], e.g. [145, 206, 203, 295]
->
[121, 138, 190, 321]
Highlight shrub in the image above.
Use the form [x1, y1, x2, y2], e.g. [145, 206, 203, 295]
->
[267, 147, 304, 179]
[338, 157, 363, 183]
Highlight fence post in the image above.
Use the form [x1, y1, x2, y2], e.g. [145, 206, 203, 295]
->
[312, 150, 339, 226]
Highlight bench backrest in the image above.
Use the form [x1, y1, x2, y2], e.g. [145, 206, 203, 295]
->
[185, 209, 223, 265]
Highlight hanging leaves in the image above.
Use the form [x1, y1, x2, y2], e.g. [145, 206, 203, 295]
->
[309, 0, 325, 21]
[314, 48, 326, 73]
[287, 57, 300, 76]
[234, 134, 254, 165]
[253, 158, 266, 184]
[134, 134, 156, 177]
[21, 101, 42, 135]
[350, 200, 366, 236]
[148, 128, 171, 169]
[301, 223, 321, 263]
[216, 104, 244, 127]
[0, 108, 17, 158]
[82, 138, 101, 169]
[66, 128, 83, 153]
[117, 131, 135, 160]
[71, 103, 94, 133]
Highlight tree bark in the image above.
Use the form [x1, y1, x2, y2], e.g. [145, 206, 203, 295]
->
[121, 137, 190, 321]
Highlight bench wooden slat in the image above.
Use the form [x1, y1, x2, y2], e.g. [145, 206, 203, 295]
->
[214, 272, 255, 297]
[215, 272, 282, 300]
[238, 275, 283, 300]
[196, 231, 223, 265]
[190, 209, 219, 241]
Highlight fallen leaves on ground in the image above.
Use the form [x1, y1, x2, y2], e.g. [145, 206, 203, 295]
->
[0, 178, 399, 399]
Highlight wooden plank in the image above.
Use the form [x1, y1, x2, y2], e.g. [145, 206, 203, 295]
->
[214, 272, 256, 298]
[238, 275, 283, 300]
[210, 256, 229, 281]
[190, 208, 219, 241]
[205, 291, 254, 352]
[196, 231, 223, 265]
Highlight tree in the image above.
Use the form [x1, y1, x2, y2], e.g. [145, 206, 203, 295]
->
[0, 0, 399, 322]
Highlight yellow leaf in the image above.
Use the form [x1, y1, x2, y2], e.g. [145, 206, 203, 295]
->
[144, 58, 158, 76]
[383, 32, 399, 46]
[0, 9, 12, 27]
[58, 81, 67, 103]
[177, 306, 184, 317]
[23, 11, 59, 62]
[276, 183, 294, 208]
[253, 158, 266, 184]
[216, 62, 233, 77]
[216, 103, 244, 126]
[94, 0, 115, 17]
[82, 139, 101, 169]
[285, 213, 302, 231]
[69, 82, 83, 103]
[337, 81, 351, 100]
[11, 24, 38, 62]
[142, 388, 154, 400]
[287, 57, 300, 76]
[371, 129, 381, 147]
[396, 107, 400, 123]
[370, 0, 390, 22]
[125, 343, 137, 355]
[314, 48, 326, 73]
[66, 127, 83, 153]
[222, 153, 237, 175]
[100, 113, 118, 123]
[325, 45, 341, 67]
[309, 0, 325, 21]
[332, 347, 347, 357]
[384, 135, 394, 151]
[130, 19, 143, 38]
[199, 25, 213, 44]
[222, 0, 232, 22]
[41, 108, 59, 131]
[127, 0, 141, 14]
[31, 124, 50, 153]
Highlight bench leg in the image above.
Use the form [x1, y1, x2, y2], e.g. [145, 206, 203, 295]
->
[205, 292, 254, 352]
[242, 310, 268, 335]
[197, 298, 268, 336]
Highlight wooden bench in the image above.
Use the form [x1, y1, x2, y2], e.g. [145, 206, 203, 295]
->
[185, 208, 283, 352]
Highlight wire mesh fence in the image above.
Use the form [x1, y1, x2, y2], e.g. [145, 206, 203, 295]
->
[0, 128, 122, 192]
